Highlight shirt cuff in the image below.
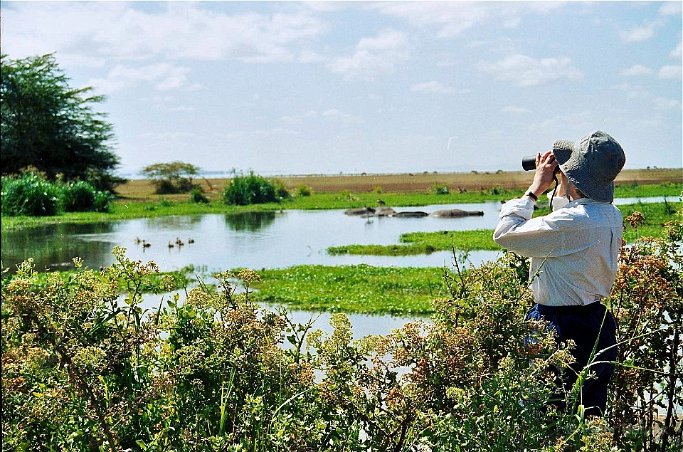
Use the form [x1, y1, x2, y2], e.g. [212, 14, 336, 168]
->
[499, 197, 535, 220]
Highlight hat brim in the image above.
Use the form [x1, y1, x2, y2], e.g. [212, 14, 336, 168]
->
[552, 138, 615, 203]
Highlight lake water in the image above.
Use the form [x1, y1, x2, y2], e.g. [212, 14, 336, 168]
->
[3, 196, 675, 274]
[2, 201, 506, 273]
[2, 195, 677, 338]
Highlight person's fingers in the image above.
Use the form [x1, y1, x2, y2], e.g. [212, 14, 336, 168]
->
[539, 150, 554, 164]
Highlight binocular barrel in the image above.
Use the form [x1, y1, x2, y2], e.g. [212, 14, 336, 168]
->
[521, 155, 537, 171]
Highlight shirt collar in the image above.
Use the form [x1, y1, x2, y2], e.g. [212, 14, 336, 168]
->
[567, 197, 609, 207]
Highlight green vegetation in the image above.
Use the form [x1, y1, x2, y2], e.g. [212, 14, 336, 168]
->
[223, 171, 290, 205]
[327, 202, 681, 257]
[0, 54, 121, 191]
[251, 264, 447, 315]
[620, 200, 682, 241]
[189, 186, 209, 204]
[296, 184, 313, 196]
[60, 180, 111, 212]
[1, 172, 61, 216]
[3, 224, 681, 450]
[141, 161, 201, 194]
[330, 229, 499, 256]
[1, 172, 112, 216]
[2, 183, 679, 231]
[431, 183, 450, 195]
[614, 181, 682, 198]
[5, 262, 195, 294]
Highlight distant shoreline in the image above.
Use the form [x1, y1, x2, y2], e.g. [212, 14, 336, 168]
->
[116, 168, 682, 197]
[116, 167, 683, 182]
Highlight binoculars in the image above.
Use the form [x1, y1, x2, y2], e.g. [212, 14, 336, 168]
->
[521, 155, 536, 171]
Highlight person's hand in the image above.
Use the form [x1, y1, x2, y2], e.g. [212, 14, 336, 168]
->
[527, 150, 558, 198]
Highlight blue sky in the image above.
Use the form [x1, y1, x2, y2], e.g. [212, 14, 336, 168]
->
[2, 1, 681, 176]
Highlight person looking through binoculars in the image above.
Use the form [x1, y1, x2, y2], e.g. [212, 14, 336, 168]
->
[494, 130, 626, 416]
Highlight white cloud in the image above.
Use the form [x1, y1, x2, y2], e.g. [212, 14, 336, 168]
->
[479, 54, 583, 87]
[328, 29, 411, 80]
[373, 2, 563, 38]
[613, 82, 680, 110]
[620, 23, 656, 43]
[1, 2, 327, 65]
[145, 95, 195, 113]
[659, 2, 682, 16]
[280, 108, 360, 124]
[321, 109, 361, 123]
[87, 63, 194, 94]
[530, 110, 594, 134]
[653, 96, 681, 110]
[620, 65, 653, 77]
[619, 4, 679, 45]
[411, 81, 455, 94]
[502, 106, 530, 114]
[671, 40, 682, 60]
[658, 65, 682, 79]
[141, 131, 197, 141]
[373, 2, 490, 38]
[298, 50, 326, 64]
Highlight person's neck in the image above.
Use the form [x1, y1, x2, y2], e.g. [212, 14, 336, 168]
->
[566, 184, 584, 201]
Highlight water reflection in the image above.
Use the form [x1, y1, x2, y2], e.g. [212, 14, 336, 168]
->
[224, 211, 277, 232]
[2, 222, 118, 272]
[3, 196, 671, 274]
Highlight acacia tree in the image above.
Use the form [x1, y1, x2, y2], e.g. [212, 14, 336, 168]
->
[141, 161, 200, 194]
[0, 54, 121, 190]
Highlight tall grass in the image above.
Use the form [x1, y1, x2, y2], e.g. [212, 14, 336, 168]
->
[223, 171, 289, 205]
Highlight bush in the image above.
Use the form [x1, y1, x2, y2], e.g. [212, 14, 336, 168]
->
[1, 173, 61, 216]
[488, 186, 506, 196]
[189, 187, 209, 203]
[272, 179, 291, 200]
[93, 191, 112, 212]
[60, 180, 95, 212]
[1, 173, 111, 216]
[223, 171, 286, 205]
[60, 180, 111, 212]
[2, 213, 681, 450]
[296, 184, 312, 197]
[154, 178, 179, 194]
[431, 183, 450, 195]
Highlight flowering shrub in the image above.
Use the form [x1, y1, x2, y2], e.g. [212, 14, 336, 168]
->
[2, 212, 681, 450]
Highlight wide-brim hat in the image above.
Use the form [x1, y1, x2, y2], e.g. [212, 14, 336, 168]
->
[552, 131, 625, 203]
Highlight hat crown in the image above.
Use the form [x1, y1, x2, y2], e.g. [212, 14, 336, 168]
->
[581, 131, 625, 182]
[552, 130, 625, 202]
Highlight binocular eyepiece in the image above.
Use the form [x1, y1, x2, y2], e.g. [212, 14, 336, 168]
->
[521, 155, 537, 171]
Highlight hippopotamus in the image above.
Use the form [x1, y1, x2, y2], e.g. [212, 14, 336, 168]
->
[393, 211, 429, 218]
[431, 209, 484, 217]
[345, 207, 376, 216]
[375, 207, 397, 217]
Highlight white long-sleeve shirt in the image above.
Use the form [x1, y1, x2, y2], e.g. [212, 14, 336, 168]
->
[493, 197, 623, 306]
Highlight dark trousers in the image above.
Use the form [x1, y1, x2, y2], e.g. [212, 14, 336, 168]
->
[526, 302, 617, 416]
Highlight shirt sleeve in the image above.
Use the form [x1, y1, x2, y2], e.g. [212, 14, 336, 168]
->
[493, 198, 595, 258]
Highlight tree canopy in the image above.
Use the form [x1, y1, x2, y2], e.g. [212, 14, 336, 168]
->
[141, 161, 200, 194]
[0, 54, 121, 190]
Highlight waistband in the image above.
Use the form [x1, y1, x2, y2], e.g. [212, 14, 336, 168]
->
[534, 302, 603, 315]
